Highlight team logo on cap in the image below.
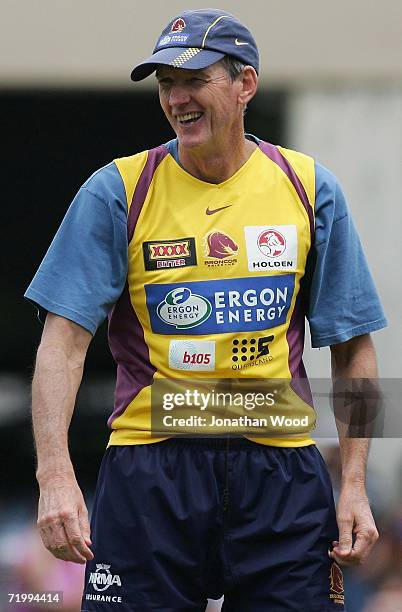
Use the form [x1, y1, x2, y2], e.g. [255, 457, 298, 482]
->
[258, 229, 286, 258]
[171, 18, 186, 32]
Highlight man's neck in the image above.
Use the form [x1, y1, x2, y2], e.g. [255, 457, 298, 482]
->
[178, 137, 257, 184]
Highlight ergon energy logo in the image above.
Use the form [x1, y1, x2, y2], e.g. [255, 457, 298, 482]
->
[157, 288, 212, 329]
[145, 275, 295, 335]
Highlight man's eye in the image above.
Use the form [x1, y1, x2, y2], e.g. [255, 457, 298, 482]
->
[190, 78, 206, 84]
[157, 78, 173, 87]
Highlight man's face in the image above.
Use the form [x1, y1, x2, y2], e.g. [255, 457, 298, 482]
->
[156, 61, 243, 151]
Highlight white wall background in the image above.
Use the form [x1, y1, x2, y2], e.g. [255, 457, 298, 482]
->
[1, 0, 402, 87]
[290, 87, 401, 378]
[289, 87, 402, 506]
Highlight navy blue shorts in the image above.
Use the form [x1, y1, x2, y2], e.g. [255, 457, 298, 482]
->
[82, 438, 345, 611]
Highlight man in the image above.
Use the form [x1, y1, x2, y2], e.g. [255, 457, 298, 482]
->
[26, 8, 387, 611]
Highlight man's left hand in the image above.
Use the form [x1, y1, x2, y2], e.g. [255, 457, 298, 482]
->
[329, 482, 378, 565]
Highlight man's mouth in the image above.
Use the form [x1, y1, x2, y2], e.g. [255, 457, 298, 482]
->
[176, 112, 203, 125]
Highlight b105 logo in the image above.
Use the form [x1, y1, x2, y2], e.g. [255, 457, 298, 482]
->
[169, 340, 215, 370]
[184, 351, 211, 364]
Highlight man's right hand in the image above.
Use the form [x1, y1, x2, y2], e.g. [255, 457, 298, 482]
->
[37, 475, 94, 564]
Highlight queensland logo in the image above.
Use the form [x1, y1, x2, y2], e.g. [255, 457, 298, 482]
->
[231, 335, 274, 370]
[245, 225, 298, 272]
[169, 340, 215, 370]
[157, 287, 212, 329]
[143, 237, 196, 271]
[89, 564, 122, 592]
[171, 18, 186, 31]
[258, 229, 286, 257]
[203, 230, 239, 267]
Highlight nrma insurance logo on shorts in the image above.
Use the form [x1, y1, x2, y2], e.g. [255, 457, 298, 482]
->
[145, 275, 295, 335]
[88, 564, 122, 592]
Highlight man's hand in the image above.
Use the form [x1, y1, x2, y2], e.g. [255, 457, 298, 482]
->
[37, 474, 94, 564]
[329, 482, 378, 566]
[330, 334, 380, 565]
[32, 314, 93, 562]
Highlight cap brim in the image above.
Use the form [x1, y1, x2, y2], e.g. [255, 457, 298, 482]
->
[131, 47, 225, 81]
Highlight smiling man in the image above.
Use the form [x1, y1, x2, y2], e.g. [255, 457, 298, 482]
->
[155, 60, 257, 182]
[25, 8, 387, 612]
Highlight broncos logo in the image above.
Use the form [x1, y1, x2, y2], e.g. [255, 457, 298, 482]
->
[171, 18, 186, 32]
[330, 562, 344, 595]
[204, 231, 239, 259]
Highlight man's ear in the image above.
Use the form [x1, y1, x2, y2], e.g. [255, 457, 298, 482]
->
[238, 66, 258, 106]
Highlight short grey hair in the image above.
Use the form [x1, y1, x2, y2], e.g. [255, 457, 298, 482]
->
[220, 55, 247, 81]
[220, 56, 249, 115]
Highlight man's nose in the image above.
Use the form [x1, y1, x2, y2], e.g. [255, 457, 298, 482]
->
[169, 84, 191, 107]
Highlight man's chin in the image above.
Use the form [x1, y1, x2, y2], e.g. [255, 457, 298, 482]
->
[177, 134, 210, 152]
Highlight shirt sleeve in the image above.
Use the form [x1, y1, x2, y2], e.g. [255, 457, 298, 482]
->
[24, 162, 128, 335]
[307, 162, 387, 348]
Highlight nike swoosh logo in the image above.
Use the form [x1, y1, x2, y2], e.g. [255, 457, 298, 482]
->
[206, 205, 232, 215]
[235, 39, 249, 46]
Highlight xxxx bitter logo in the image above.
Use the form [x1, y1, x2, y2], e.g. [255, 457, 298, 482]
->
[143, 237, 197, 270]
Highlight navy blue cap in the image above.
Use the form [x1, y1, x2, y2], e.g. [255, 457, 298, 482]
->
[131, 8, 259, 81]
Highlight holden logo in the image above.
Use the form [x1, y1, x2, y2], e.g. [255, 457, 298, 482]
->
[257, 229, 286, 258]
[157, 287, 212, 329]
[171, 18, 186, 32]
[204, 230, 238, 260]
